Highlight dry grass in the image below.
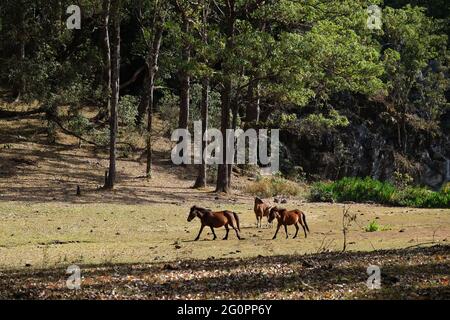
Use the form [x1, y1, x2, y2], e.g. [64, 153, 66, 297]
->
[0, 200, 449, 270]
[244, 176, 308, 198]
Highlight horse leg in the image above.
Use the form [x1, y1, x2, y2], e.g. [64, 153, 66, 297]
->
[272, 223, 281, 240]
[293, 223, 300, 239]
[233, 226, 241, 240]
[210, 226, 217, 240]
[301, 223, 308, 238]
[284, 225, 289, 239]
[223, 224, 230, 240]
[194, 225, 205, 241]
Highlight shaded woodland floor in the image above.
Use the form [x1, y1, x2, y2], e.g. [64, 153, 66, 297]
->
[0, 245, 448, 299]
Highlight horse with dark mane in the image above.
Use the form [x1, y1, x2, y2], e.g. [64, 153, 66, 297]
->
[268, 207, 310, 239]
[187, 206, 241, 241]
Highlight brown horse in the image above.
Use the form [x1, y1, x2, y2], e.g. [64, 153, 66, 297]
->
[268, 207, 310, 239]
[187, 206, 241, 241]
[254, 197, 274, 228]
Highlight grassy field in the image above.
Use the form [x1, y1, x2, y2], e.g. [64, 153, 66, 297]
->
[1, 200, 448, 270]
[0, 200, 449, 299]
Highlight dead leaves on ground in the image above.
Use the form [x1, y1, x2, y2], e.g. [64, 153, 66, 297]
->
[0, 245, 448, 300]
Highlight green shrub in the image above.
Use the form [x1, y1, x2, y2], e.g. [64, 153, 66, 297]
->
[158, 91, 179, 133]
[92, 127, 109, 146]
[331, 177, 396, 204]
[365, 220, 380, 232]
[395, 186, 450, 208]
[442, 182, 450, 194]
[68, 114, 92, 136]
[118, 95, 139, 128]
[310, 182, 335, 202]
[393, 171, 413, 189]
[310, 177, 449, 208]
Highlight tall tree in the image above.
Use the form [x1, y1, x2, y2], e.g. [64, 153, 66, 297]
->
[382, 6, 448, 154]
[214, 0, 236, 193]
[105, 0, 121, 189]
[95, 0, 112, 123]
[172, 0, 192, 141]
[135, 0, 168, 178]
[193, 0, 212, 188]
[104, 0, 112, 117]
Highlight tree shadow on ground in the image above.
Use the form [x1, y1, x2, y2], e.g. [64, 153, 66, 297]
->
[0, 245, 448, 299]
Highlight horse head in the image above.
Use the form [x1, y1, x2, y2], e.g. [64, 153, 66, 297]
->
[268, 206, 281, 223]
[254, 197, 264, 205]
[187, 206, 199, 222]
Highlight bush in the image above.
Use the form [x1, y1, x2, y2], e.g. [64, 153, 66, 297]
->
[310, 177, 449, 208]
[118, 95, 139, 128]
[393, 171, 413, 189]
[67, 114, 92, 136]
[334, 177, 397, 204]
[442, 182, 450, 194]
[310, 182, 334, 202]
[365, 220, 380, 232]
[394, 186, 450, 208]
[245, 174, 303, 198]
[158, 91, 180, 134]
[310, 177, 396, 204]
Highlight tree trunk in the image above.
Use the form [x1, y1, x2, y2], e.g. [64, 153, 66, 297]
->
[96, 0, 112, 123]
[194, 78, 209, 188]
[177, 15, 191, 161]
[216, 78, 231, 193]
[194, 1, 209, 189]
[215, 1, 235, 194]
[15, 4, 26, 102]
[136, 80, 148, 126]
[103, 0, 112, 118]
[402, 111, 407, 154]
[228, 97, 239, 187]
[245, 79, 260, 125]
[146, 71, 155, 178]
[105, 0, 120, 189]
[145, 24, 164, 178]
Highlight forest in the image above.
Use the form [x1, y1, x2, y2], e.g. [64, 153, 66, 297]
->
[1, 0, 449, 193]
[0, 0, 449, 300]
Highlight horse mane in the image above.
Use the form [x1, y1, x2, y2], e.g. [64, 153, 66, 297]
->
[255, 197, 264, 205]
[272, 206, 287, 214]
[192, 205, 211, 214]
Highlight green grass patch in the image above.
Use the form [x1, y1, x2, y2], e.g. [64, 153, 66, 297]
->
[365, 220, 380, 232]
[310, 177, 450, 208]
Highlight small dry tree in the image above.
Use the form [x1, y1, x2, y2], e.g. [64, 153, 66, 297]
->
[342, 205, 357, 252]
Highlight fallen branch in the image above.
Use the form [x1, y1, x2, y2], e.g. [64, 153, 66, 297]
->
[0, 106, 47, 119]
[51, 116, 101, 146]
[52, 116, 141, 152]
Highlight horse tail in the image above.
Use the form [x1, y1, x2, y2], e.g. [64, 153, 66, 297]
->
[233, 212, 241, 231]
[302, 212, 310, 233]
